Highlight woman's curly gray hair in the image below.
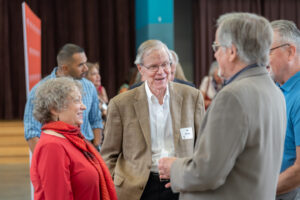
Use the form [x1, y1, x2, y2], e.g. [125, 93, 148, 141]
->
[33, 77, 82, 124]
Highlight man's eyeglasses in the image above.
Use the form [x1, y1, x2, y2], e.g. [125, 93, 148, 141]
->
[212, 42, 223, 52]
[141, 61, 171, 72]
[270, 43, 290, 53]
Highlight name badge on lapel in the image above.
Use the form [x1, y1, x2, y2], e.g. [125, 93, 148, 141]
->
[180, 127, 193, 139]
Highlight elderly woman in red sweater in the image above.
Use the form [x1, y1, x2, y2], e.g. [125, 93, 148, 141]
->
[30, 77, 117, 200]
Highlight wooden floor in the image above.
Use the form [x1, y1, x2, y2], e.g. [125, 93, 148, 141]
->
[0, 163, 30, 200]
[0, 120, 31, 200]
[0, 120, 29, 164]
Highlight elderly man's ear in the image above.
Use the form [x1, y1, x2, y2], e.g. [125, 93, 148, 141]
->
[137, 64, 144, 76]
[228, 44, 238, 62]
[287, 44, 297, 61]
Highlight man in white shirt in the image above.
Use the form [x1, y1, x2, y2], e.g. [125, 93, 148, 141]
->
[100, 39, 205, 200]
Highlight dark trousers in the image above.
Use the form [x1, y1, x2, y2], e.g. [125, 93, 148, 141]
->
[276, 188, 300, 200]
[140, 172, 179, 200]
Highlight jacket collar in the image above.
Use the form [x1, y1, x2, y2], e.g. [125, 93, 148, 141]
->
[133, 82, 183, 151]
[224, 66, 269, 86]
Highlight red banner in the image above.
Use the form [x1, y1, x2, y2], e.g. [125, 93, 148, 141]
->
[22, 2, 41, 97]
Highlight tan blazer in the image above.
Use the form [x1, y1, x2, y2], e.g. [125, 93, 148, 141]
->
[170, 67, 287, 200]
[101, 82, 205, 200]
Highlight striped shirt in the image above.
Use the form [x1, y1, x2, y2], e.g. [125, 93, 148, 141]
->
[24, 67, 103, 141]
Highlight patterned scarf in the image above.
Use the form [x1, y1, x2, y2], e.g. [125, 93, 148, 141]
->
[42, 121, 117, 200]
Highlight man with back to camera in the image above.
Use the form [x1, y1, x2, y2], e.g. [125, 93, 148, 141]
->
[24, 43, 103, 152]
[269, 20, 300, 200]
[158, 12, 287, 200]
[100, 39, 205, 200]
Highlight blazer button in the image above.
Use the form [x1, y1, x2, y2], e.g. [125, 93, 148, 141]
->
[140, 185, 144, 190]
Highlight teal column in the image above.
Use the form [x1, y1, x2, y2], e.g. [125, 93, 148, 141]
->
[135, 0, 174, 50]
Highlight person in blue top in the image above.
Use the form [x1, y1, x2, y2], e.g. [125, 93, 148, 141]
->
[269, 20, 300, 200]
[24, 43, 103, 152]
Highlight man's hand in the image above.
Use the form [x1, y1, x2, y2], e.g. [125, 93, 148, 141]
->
[27, 137, 39, 153]
[158, 157, 177, 188]
[92, 128, 102, 148]
[277, 146, 300, 195]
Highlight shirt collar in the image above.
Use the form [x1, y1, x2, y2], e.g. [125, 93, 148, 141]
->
[145, 81, 169, 104]
[223, 63, 259, 86]
[51, 67, 86, 83]
[280, 71, 300, 92]
[50, 67, 58, 78]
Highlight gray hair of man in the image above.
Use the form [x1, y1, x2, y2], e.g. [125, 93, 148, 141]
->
[170, 50, 179, 65]
[57, 43, 85, 68]
[134, 39, 172, 65]
[209, 61, 219, 76]
[33, 77, 82, 124]
[271, 20, 300, 54]
[216, 12, 273, 67]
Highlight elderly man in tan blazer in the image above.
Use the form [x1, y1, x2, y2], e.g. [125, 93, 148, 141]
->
[158, 13, 287, 200]
[100, 40, 205, 200]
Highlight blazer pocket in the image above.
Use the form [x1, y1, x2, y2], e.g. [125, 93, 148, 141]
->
[114, 173, 125, 186]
